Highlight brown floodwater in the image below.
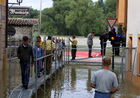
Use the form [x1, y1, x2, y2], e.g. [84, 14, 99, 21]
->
[35, 64, 140, 98]
[0, 56, 140, 98]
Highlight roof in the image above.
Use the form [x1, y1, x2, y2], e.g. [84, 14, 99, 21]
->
[8, 18, 39, 26]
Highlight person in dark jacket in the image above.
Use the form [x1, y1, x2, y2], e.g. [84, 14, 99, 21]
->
[87, 32, 94, 57]
[109, 28, 116, 54]
[115, 31, 122, 56]
[99, 31, 108, 55]
[122, 34, 126, 47]
[17, 36, 34, 89]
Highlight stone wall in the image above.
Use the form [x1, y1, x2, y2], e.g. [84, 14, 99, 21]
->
[10, 26, 32, 40]
[0, 1, 6, 70]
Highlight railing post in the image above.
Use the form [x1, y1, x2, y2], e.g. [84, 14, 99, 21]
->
[50, 37, 53, 87]
[14, 39, 16, 87]
[120, 46, 125, 80]
[112, 45, 115, 70]
[101, 39, 104, 68]
[68, 39, 70, 66]
[44, 36, 46, 95]
[9, 35, 12, 95]
[31, 36, 34, 77]
[130, 47, 137, 87]
[35, 38, 38, 98]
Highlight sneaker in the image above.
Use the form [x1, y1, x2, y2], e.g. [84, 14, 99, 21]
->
[25, 85, 28, 89]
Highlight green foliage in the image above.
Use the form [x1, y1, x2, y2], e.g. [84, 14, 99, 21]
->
[11, 0, 116, 36]
[105, 0, 116, 18]
[9, 0, 117, 36]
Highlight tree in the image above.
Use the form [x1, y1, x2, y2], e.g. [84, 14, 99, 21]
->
[41, 0, 71, 35]
[41, 0, 116, 36]
[105, 0, 116, 18]
[65, 0, 106, 36]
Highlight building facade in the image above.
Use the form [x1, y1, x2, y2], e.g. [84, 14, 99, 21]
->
[8, 18, 39, 40]
[117, 0, 140, 88]
[0, 0, 7, 70]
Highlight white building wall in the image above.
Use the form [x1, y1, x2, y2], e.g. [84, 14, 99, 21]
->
[126, 0, 140, 75]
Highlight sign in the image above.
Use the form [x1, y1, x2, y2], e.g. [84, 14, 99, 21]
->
[106, 18, 118, 30]
[9, 7, 30, 16]
[8, 27, 16, 36]
[0, 0, 4, 5]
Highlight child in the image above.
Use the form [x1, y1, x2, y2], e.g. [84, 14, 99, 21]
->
[33, 41, 43, 78]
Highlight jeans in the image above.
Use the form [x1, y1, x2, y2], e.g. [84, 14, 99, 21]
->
[115, 44, 120, 56]
[35, 60, 41, 77]
[94, 92, 111, 98]
[101, 43, 106, 55]
[20, 62, 30, 86]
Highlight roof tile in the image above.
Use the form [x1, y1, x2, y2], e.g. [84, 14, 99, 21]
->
[8, 18, 39, 26]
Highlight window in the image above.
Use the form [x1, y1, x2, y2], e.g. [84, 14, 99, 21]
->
[128, 35, 132, 70]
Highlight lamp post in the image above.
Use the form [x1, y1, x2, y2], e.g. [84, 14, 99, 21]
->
[7, 0, 23, 95]
[40, 0, 42, 35]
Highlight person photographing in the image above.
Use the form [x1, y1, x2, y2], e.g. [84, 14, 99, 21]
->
[69, 36, 77, 60]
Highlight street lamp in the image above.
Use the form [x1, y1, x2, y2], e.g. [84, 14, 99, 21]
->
[9, 0, 23, 5]
[17, 0, 23, 5]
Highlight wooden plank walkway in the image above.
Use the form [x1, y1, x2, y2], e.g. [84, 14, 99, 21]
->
[9, 61, 65, 98]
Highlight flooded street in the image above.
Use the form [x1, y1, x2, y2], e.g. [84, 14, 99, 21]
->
[36, 64, 140, 98]
[0, 36, 140, 98]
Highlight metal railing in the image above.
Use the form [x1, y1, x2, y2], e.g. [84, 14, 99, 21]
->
[8, 36, 69, 98]
[66, 40, 137, 87]
[8, 37, 137, 97]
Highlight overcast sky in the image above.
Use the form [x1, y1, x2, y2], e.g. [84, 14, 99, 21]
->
[9, 0, 99, 10]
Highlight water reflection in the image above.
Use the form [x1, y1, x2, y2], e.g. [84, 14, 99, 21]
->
[86, 69, 91, 92]
[71, 68, 76, 89]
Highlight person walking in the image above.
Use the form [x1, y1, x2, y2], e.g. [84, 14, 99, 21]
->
[69, 36, 77, 60]
[55, 38, 59, 61]
[62, 39, 66, 49]
[17, 36, 34, 89]
[52, 37, 56, 61]
[99, 31, 108, 55]
[58, 39, 63, 60]
[87, 32, 94, 57]
[37, 36, 44, 53]
[37, 36, 44, 72]
[91, 57, 119, 98]
[33, 41, 43, 78]
[46, 36, 55, 74]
